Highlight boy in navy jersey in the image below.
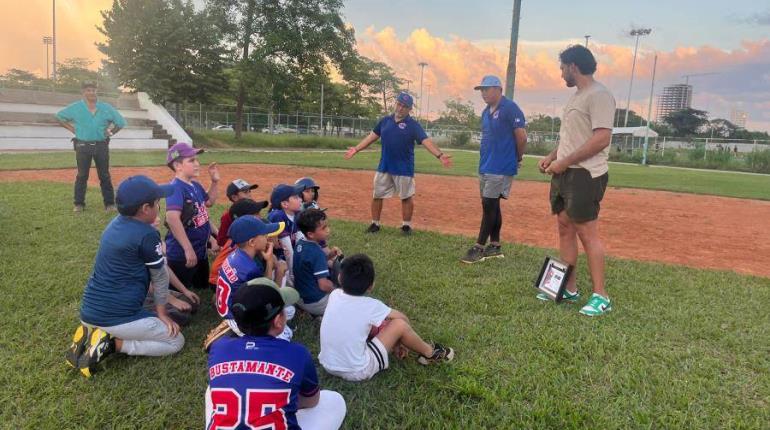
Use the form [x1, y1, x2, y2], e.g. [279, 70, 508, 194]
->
[267, 183, 305, 281]
[206, 279, 346, 430]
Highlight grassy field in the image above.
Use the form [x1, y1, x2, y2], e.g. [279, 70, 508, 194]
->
[1, 182, 769, 429]
[1, 148, 769, 200]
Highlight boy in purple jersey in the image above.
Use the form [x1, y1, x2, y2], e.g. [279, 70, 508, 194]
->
[215, 216, 290, 339]
[164, 142, 221, 290]
[206, 279, 346, 430]
[267, 184, 306, 279]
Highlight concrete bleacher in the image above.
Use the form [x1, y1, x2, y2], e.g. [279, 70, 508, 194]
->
[0, 88, 183, 150]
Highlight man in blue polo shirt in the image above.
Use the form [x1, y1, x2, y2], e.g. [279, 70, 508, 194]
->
[66, 175, 184, 377]
[56, 81, 127, 213]
[461, 75, 528, 264]
[345, 92, 452, 235]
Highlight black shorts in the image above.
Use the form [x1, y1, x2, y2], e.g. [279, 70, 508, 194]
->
[550, 168, 608, 223]
[168, 258, 211, 290]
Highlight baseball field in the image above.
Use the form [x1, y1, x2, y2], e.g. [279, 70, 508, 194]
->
[1, 150, 768, 428]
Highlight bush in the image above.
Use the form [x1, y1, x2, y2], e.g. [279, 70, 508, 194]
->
[450, 131, 471, 147]
[746, 149, 770, 173]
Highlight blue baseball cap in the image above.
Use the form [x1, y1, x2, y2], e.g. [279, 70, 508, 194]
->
[395, 92, 414, 108]
[116, 175, 174, 214]
[474, 75, 503, 90]
[228, 216, 285, 244]
[270, 183, 305, 209]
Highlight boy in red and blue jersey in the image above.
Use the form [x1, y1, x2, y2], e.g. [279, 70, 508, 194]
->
[206, 279, 346, 430]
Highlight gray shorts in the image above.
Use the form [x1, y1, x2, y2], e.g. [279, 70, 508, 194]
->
[479, 174, 514, 199]
[373, 171, 415, 200]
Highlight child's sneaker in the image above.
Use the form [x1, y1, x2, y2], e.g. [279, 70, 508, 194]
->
[579, 293, 612, 317]
[366, 223, 381, 233]
[417, 343, 455, 365]
[78, 328, 116, 377]
[65, 324, 90, 368]
[536, 289, 580, 303]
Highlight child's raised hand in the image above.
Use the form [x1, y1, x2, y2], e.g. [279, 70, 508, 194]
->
[208, 162, 221, 182]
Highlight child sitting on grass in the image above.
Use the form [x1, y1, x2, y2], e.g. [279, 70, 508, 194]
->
[319, 253, 454, 381]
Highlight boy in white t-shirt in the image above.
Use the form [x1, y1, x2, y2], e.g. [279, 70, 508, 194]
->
[318, 254, 454, 381]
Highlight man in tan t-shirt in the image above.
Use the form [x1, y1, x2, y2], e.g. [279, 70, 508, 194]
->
[538, 45, 616, 317]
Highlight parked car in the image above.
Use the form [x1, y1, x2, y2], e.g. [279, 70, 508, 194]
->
[211, 125, 234, 131]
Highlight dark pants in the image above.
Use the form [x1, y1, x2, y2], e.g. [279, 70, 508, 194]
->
[168, 258, 211, 290]
[73, 141, 114, 207]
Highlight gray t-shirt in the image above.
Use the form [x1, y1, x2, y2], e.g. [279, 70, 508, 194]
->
[557, 81, 616, 177]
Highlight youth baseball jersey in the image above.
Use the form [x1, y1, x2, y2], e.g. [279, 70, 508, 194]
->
[292, 239, 330, 304]
[80, 216, 165, 327]
[165, 178, 211, 261]
[373, 114, 428, 177]
[557, 81, 616, 178]
[267, 209, 299, 260]
[319, 289, 392, 373]
[206, 335, 320, 430]
[479, 96, 526, 176]
[215, 248, 264, 320]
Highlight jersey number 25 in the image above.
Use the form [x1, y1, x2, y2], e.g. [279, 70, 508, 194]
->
[208, 388, 290, 430]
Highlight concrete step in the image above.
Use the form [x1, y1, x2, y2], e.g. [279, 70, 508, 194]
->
[0, 137, 169, 150]
[0, 102, 149, 119]
[0, 88, 141, 110]
[0, 111, 158, 128]
[0, 125, 154, 139]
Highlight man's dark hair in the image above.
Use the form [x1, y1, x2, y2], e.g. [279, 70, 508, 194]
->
[340, 254, 375, 296]
[118, 199, 156, 217]
[81, 81, 97, 90]
[297, 208, 326, 236]
[559, 45, 597, 75]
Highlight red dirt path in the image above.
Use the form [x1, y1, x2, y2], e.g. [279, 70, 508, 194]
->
[2, 164, 769, 278]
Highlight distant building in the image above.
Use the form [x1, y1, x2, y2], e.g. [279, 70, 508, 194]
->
[656, 84, 692, 123]
[730, 109, 748, 129]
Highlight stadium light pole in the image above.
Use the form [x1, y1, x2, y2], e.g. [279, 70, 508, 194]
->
[418, 62, 428, 119]
[642, 54, 658, 166]
[505, 0, 522, 99]
[623, 28, 652, 127]
[426, 84, 431, 125]
[52, 0, 57, 82]
[584, 35, 591, 47]
[43, 36, 54, 79]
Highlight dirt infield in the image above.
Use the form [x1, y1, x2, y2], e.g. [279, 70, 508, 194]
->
[2, 163, 769, 278]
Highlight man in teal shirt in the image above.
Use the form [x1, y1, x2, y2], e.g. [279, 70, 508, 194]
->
[57, 82, 127, 212]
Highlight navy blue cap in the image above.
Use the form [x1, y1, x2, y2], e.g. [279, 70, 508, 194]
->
[395, 92, 414, 108]
[116, 175, 174, 213]
[228, 216, 285, 244]
[474, 75, 503, 90]
[270, 184, 304, 209]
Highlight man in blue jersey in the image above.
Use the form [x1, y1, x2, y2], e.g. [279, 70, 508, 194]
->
[206, 279, 347, 430]
[345, 92, 452, 235]
[461, 75, 528, 264]
[66, 175, 184, 377]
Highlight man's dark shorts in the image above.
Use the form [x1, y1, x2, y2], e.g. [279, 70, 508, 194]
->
[550, 168, 608, 223]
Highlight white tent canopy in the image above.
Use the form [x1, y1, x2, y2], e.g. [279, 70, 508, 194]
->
[612, 126, 659, 138]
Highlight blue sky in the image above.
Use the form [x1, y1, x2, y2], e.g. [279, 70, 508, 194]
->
[344, 0, 769, 51]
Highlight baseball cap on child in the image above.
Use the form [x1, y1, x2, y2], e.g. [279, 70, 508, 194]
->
[270, 184, 305, 209]
[474, 75, 503, 90]
[226, 179, 259, 198]
[229, 198, 270, 219]
[116, 175, 174, 213]
[166, 142, 204, 164]
[228, 215, 284, 244]
[395, 92, 414, 108]
[231, 278, 299, 329]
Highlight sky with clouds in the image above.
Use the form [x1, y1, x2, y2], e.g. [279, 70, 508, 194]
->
[1, 0, 768, 131]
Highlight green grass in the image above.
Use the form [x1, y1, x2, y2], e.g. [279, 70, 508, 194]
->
[1, 182, 769, 428]
[2, 148, 769, 200]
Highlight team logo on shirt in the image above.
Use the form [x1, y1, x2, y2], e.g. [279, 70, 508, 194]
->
[515, 117, 521, 123]
[154, 243, 163, 258]
[493, 111, 499, 119]
[398, 122, 407, 129]
[192, 202, 209, 228]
